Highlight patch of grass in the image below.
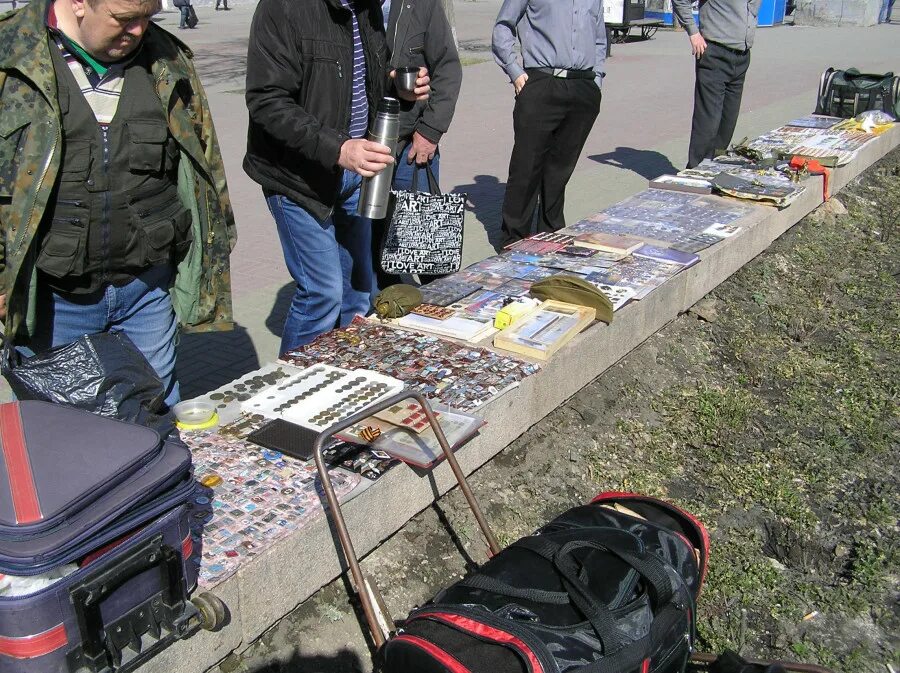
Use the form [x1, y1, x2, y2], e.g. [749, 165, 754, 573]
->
[579, 149, 900, 668]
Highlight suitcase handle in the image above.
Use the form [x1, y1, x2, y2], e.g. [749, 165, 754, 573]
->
[312, 390, 500, 648]
[68, 534, 191, 673]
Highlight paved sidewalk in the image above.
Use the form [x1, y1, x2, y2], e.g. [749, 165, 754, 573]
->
[5, 2, 896, 400]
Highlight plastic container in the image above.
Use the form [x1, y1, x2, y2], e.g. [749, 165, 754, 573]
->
[172, 400, 218, 431]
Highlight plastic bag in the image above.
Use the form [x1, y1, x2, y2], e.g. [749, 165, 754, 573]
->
[0, 564, 78, 597]
[855, 109, 896, 132]
[1, 331, 175, 436]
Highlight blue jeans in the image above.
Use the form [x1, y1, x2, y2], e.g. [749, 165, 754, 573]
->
[34, 264, 180, 407]
[179, 5, 190, 27]
[266, 170, 376, 354]
[392, 139, 441, 192]
[879, 0, 894, 22]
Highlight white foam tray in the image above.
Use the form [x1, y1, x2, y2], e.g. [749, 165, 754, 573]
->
[241, 364, 405, 431]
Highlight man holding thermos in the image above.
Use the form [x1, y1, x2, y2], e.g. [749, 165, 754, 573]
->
[244, 0, 430, 354]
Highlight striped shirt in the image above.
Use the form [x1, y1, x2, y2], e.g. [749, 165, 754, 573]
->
[46, 6, 127, 125]
[51, 37, 127, 125]
[340, 0, 369, 138]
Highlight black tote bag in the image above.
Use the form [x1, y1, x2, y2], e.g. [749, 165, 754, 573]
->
[380, 164, 465, 276]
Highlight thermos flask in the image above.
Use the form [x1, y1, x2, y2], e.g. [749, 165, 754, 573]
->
[357, 97, 400, 220]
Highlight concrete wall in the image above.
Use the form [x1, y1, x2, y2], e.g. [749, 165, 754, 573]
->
[137, 127, 900, 673]
[794, 0, 881, 25]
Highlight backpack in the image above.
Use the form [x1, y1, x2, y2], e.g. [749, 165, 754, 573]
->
[814, 67, 900, 119]
[382, 493, 709, 673]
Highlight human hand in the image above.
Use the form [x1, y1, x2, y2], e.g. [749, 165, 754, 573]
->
[412, 67, 430, 101]
[689, 33, 707, 58]
[514, 73, 529, 95]
[0, 294, 6, 321]
[390, 67, 431, 102]
[407, 132, 438, 164]
[338, 139, 394, 178]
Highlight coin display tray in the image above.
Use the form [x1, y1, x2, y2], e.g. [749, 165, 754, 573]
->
[240, 364, 405, 431]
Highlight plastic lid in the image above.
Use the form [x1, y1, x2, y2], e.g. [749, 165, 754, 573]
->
[378, 97, 400, 114]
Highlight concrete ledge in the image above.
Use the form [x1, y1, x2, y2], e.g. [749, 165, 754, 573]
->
[137, 127, 899, 673]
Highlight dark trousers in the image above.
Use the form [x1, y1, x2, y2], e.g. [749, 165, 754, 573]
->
[500, 72, 602, 245]
[687, 41, 751, 169]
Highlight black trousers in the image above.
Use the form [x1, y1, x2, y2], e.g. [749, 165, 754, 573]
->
[687, 41, 751, 169]
[500, 72, 602, 245]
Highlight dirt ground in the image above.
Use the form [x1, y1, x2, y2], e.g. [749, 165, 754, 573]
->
[221, 149, 900, 673]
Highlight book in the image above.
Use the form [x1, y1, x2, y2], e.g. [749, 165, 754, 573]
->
[784, 115, 843, 129]
[581, 279, 637, 311]
[418, 278, 482, 306]
[573, 232, 644, 255]
[712, 172, 806, 207]
[503, 232, 574, 254]
[493, 300, 595, 361]
[633, 244, 701, 268]
[463, 290, 508, 320]
[396, 312, 497, 342]
[649, 174, 713, 195]
[556, 245, 601, 258]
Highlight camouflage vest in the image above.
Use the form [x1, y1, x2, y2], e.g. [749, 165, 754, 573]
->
[40, 42, 190, 294]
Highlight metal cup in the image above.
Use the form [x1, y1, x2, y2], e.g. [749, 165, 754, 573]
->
[395, 67, 419, 95]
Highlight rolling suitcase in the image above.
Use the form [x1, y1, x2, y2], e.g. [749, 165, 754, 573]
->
[0, 401, 194, 575]
[0, 505, 198, 673]
[0, 400, 224, 672]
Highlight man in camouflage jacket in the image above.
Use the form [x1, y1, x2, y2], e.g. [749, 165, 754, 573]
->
[0, 0, 236, 405]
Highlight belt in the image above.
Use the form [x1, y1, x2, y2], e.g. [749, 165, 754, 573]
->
[709, 41, 750, 55]
[527, 67, 595, 80]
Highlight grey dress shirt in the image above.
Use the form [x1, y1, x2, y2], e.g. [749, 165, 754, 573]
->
[492, 0, 607, 88]
[672, 0, 762, 51]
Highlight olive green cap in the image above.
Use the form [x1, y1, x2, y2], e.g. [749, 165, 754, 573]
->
[530, 275, 614, 324]
[373, 284, 424, 319]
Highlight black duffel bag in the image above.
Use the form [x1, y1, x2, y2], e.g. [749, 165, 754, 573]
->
[814, 67, 900, 119]
[383, 492, 709, 673]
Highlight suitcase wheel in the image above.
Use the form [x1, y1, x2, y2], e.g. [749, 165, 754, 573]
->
[191, 592, 228, 631]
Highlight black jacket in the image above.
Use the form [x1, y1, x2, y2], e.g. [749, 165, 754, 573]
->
[243, 0, 387, 219]
[385, 0, 462, 144]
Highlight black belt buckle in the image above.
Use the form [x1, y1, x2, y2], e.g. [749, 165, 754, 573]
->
[529, 67, 594, 80]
